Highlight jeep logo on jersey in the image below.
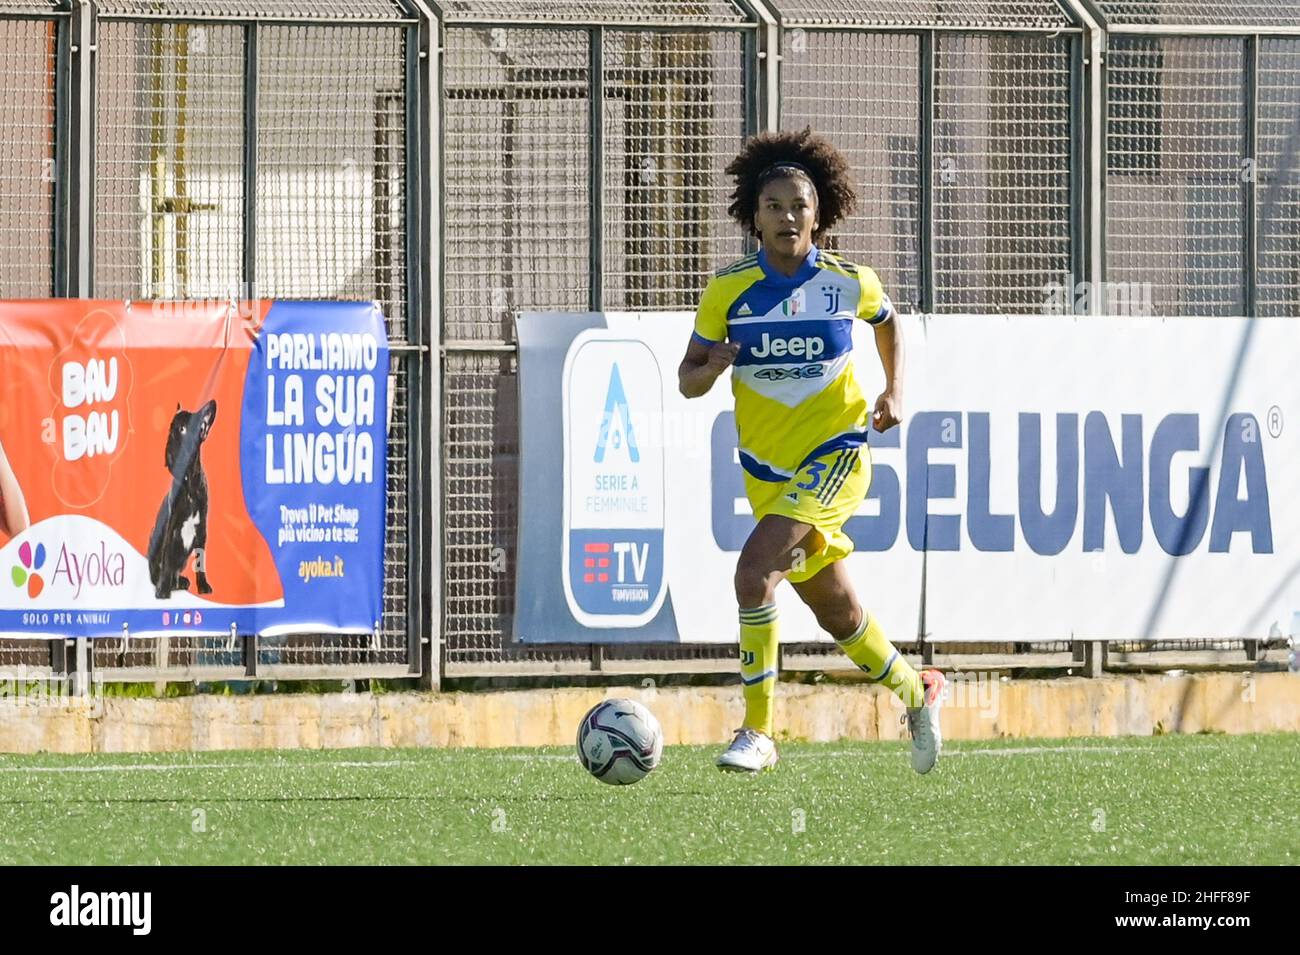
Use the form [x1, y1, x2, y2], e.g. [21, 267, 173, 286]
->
[750, 332, 826, 360]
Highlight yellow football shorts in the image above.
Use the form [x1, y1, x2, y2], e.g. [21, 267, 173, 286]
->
[744, 443, 872, 584]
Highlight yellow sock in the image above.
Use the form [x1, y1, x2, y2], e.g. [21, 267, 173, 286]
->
[835, 611, 924, 708]
[738, 603, 779, 736]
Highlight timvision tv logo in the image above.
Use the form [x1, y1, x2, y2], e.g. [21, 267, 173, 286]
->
[562, 332, 667, 628]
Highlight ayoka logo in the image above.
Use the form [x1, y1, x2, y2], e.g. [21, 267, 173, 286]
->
[12, 536, 125, 600]
[52, 539, 127, 599]
[47, 308, 134, 508]
[11, 540, 47, 598]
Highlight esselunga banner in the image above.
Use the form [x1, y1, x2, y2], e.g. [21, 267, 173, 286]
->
[515, 311, 1298, 644]
[0, 300, 388, 638]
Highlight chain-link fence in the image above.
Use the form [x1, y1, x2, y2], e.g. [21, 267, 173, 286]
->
[0, 0, 67, 681]
[440, 1, 754, 674]
[1095, 0, 1300, 28]
[1105, 35, 1248, 315]
[90, 1, 421, 681]
[781, 28, 924, 309]
[442, 26, 593, 343]
[436, 0, 1300, 679]
[95, 19, 245, 300]
[1255, 36, 1300, 316]
[0, 0, 429, 684]
[780, 2, 1076, 314]
[931, 31, 1074, 312]
[0, 3, 60, 297]
[1098, 1, 1300, 316]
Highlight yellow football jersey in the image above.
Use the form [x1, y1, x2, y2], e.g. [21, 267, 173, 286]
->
[692, 244, 894, 482]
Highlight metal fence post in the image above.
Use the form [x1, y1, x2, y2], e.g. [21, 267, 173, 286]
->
[242, 20, 258, 299]
[919, 29, 934, 313]
[243, 633, 258, 678]
[1244, 33, 1258, 316]
[737, 8, 756, 139]
[740, 0, 779, 133]
[1067, 30, 1085, 298]
[410, 0, 442, 689]
[67, 0, 96, 297]
[53, 3, 72, 296]
[589, 25, 603, 310]
[1084, 640, 1105, 677]
[51, 638, 67, 679]
[1063, 0, 1107, 309]
[73, 636, 90, 697]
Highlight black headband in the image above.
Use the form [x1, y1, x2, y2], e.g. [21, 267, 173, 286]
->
[758, 161, 812, 180]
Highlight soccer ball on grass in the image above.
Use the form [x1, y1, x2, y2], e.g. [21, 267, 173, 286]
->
[576, 698, 663, 785]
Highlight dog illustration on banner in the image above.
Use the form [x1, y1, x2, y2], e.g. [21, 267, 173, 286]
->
[147, 400, 217, 599]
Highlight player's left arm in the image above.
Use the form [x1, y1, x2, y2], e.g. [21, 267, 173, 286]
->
[870, 313, 904, 432]
[856, 268, 904, 433]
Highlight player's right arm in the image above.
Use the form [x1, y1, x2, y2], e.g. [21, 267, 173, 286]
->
[678, 337, 740, 398]
[679, 275, 741, 398]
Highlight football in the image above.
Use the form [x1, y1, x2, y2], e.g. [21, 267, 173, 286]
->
[575, 698, 664, 785]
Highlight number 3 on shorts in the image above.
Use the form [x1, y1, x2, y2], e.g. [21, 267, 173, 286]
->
[795, 459, 826, 491]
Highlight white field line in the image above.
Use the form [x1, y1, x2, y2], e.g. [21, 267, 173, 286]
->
[494, 744, 1136, 761]
[784, 745, 1131, 758]
[0, 759, 410, 773]
[0, 742, 1166, 773]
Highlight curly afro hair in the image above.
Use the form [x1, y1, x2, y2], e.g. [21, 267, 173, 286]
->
[725, 127, 857, 245]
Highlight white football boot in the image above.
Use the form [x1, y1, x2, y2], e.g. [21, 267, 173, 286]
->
[715, 728, 779, 773]
[904, 669, 947, 774]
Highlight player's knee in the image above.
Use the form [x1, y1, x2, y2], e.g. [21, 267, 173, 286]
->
[733, 559, 776, 608]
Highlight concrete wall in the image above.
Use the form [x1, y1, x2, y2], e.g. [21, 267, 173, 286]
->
[1, 671, 1296, 754]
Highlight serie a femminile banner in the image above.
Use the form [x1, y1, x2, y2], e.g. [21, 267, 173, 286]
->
[516, 310, 1298, 645]
[0, 300, 388, 639]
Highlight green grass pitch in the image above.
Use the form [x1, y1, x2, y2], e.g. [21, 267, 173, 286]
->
[1, 734, 1295, 865]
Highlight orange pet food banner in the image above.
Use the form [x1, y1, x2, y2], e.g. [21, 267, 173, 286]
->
[0, 300, 388, 638]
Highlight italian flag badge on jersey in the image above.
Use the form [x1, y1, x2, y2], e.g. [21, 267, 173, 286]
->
[781, 289, 806, 316]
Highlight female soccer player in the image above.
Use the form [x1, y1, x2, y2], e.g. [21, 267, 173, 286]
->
[678, 127, 945, 774]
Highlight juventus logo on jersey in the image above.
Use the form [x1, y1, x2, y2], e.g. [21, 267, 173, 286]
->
[821, 284, 842, 313]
